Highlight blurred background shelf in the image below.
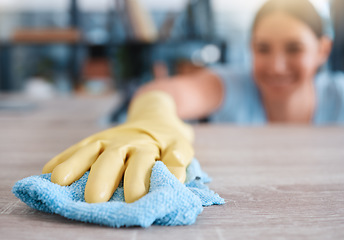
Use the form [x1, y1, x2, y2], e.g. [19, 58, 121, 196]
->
[0, 0, 343, 123]
[0, 0, 227, 94]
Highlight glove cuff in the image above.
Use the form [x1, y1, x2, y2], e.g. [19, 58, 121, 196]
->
[126, 91, 194, 143]
[127, 91, 177, 122]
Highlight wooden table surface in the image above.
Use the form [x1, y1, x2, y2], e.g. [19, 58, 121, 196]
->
[1, 95, 344, 239]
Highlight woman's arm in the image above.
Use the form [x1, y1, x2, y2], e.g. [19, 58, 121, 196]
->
[134, 69, 224, 120]
[43, 70, 223, 203]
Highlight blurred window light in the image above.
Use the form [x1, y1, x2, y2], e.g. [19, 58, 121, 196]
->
[0, 0, 69, 11]
[309, 0, 331, 18]
[212, 0, 266, 12]
[80, 0, 187, 12]
[201, 44, 221, 64]
[78, 0, 115, 12]
[191, 44, 221, 66]
[212, 0, 330, 11]
[212, 0, 266, 32]
[139, 0, 187, 11]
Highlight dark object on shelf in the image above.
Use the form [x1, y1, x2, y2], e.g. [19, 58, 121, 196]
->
[113, 42, 153, 89]
[0, 44, 12, 91]
[70, 0, 80, 28]
[185, 0, 214, 40]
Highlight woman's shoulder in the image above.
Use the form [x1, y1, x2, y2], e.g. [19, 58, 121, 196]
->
[316, 70, 344, 88]
[315, 70, 344, 102]
[314, 70, 344, 124]
[208, 65, 265, 124]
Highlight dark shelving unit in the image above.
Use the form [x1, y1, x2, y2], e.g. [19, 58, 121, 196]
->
[0, 0, 227, 93]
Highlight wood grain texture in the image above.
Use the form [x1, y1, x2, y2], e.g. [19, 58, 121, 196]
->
[1, 95, 344, 239]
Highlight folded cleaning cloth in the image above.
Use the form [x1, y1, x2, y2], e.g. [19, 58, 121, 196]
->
[12, 159, 224, 228]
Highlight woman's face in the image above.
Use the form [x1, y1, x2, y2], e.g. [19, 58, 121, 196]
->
[251, 12, 330, 100]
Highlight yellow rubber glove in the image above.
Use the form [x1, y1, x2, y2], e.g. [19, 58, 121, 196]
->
[42, 91, 194, 203]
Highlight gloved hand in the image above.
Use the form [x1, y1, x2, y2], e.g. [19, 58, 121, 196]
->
[42, 91, 194, 203]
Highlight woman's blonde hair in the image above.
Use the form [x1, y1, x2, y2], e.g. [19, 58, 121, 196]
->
[252, 0, 324, 38]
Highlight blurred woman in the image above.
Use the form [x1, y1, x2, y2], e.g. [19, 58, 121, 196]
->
[136, 0, 343, 124]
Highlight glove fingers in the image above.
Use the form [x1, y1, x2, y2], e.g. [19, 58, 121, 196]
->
[42, 143, 80, 174]
[84, 146, 128, 203]
[161, 139, 194, 183]
[124, 145, 160, 203]
[50, 140, 106, 186]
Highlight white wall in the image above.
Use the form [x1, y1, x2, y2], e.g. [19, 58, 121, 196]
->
[0, 0, 69, 11]
[0, 0, 330, 13]
[0, 0, 186, 12]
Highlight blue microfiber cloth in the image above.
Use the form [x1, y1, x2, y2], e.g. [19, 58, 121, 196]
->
[12, 159, 224, 227]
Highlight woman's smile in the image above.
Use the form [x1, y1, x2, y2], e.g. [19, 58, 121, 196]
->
[264, 76, 296, 88]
